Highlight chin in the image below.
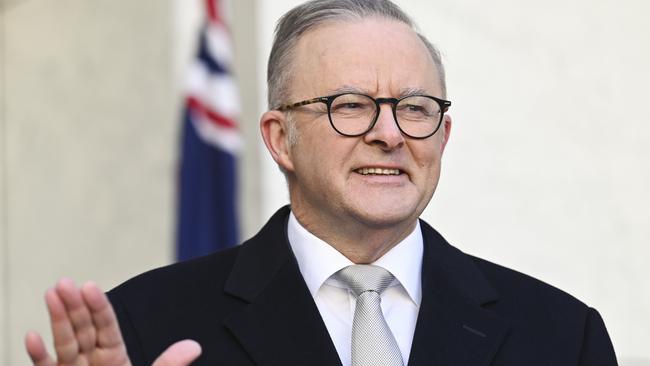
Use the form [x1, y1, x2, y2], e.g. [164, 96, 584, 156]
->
[348, 201, 420, 229]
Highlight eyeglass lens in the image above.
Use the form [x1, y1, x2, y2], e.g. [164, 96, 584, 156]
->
[329, 93, 442, 137]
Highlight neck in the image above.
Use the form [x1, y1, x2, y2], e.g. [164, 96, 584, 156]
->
[291, 203, 418, 264]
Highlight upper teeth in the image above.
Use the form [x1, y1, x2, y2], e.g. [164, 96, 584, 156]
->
[356, 168, 400, 175]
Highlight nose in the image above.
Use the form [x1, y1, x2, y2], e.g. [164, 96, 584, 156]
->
[363, 104, 405, 151]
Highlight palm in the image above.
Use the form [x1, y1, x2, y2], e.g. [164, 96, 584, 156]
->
[25, 279, 200, 366]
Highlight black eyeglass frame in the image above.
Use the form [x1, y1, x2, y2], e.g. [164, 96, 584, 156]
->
[276, 92, 452, 139]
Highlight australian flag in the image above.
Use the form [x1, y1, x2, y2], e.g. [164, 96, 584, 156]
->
[177, 0, 241, 261]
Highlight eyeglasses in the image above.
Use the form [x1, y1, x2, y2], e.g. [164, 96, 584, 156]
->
[276, 92, 451, 139]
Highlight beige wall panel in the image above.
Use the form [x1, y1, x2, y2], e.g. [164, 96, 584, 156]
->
[5, 0, 175, 363]
[230, 0, 261, 239]
[1, 5, 8, 365]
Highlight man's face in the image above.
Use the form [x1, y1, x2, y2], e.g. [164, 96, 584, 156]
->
[267, 17, 451, 232]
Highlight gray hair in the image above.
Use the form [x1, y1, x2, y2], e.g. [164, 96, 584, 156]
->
[267, 0, 447, 110]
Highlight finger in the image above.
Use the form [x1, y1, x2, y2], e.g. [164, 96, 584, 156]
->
[56, 278, 97, 353]
[24, 331, 56, 366]
[152, 340, 202, 366]
[80, 281, 126, 350]
[44, 286, 80, 362]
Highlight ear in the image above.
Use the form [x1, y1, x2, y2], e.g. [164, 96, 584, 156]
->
[260, 110, 295, 172]
[439, 114, 452, 154]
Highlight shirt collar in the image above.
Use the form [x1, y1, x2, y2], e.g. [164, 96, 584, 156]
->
[287, 212, 423, 306]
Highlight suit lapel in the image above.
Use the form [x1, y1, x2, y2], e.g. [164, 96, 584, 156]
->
[222, 206, 341, 366]
[220, 207, 509, 365]
[408, 221, 510, 366]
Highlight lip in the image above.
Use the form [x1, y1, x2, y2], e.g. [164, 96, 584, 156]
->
[351, 164, 410, 182]
[353, 164, 407, 173]
[352, 171, 408, 186]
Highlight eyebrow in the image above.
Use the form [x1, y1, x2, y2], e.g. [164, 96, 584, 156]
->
[325, 85, 431, 98]
[397, 87, 430, 98]
[326, 85, 370, 95]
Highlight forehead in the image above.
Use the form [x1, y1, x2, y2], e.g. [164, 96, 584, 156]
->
[290, 17, 441, 98]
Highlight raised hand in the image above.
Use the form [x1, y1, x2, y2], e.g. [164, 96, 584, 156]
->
[25, 279, 201, 366]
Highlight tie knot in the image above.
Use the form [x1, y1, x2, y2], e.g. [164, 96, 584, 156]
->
[335, 265, 395, 297]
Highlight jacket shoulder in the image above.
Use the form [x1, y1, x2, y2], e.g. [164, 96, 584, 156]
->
[107, 247, 245, 365]
[470, 256, 617, 364]
[109, 245, 241, 301]
[469, 255, 586, 310]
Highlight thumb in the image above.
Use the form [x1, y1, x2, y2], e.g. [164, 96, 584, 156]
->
[152, 340, 202, 366]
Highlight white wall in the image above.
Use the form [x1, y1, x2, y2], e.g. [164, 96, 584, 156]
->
[257, 0, 650, 363]
[414, 1, 650, 361]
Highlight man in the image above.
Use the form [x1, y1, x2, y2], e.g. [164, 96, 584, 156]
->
[26, 0, 618, 365]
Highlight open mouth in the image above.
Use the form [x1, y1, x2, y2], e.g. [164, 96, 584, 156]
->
[355, 168, 401, 176]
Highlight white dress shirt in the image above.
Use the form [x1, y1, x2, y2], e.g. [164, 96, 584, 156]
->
[287, 212, 423, 366]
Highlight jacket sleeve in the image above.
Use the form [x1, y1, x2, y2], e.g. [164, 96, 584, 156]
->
[108, 290, 147, 366]
[578, 307, 618, 366]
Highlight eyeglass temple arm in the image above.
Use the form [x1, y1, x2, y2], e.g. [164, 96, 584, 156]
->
[276, 97, 328, 111]
[441, 100, 451, 113]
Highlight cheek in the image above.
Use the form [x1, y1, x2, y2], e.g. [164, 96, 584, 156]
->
[292, 130, 350, 178]
[292, 123, 327, 159]
[410, 144, 444, 193]
[411, 141, 442, 170]
[300, 122, 357, 161]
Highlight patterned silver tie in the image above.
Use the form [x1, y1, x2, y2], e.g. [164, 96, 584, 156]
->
[335, 265, 404, 366]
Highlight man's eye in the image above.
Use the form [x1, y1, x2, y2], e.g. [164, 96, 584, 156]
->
[399, 104, 426, 113]
[406, 104, 425, 112]
[335, 103, 361, 110]
[332, 102, 371, 113]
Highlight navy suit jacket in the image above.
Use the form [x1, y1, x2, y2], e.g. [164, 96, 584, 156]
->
[108, 206, 617, 365]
